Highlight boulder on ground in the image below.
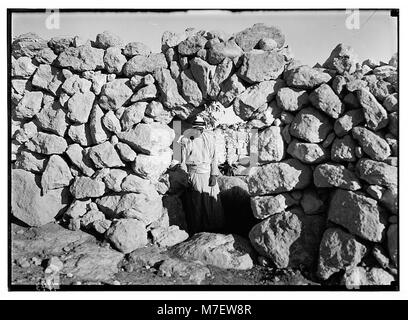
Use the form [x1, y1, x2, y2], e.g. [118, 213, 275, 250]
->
[106, 219, 148, 254]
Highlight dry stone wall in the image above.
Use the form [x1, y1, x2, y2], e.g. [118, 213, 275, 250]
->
[11, 23, 398, 283]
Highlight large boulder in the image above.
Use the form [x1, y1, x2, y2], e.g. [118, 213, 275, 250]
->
[98, 79, 133, 111]
[41, 155, 73, 193]
[234, 23, 285, 51]
[87, 141, 125, 168]
[57, 46, 105, 72]
[106, 219, 148, 254]
[207, 39, 243, 65]
[356, 158, 397, 188]
[70, 176, 106, 199]
[342, 267, 394, 286]
[94, 31, 124, 49]
[328, 189, 386, 242]
[237, 50, 286, 83]
[313, 163, 361, 190]
[36, 101, 68, 136]
[258, 126, 285, 162]
[356, 89, 388, 131]
[173, 232, 254, 270]
[285, 65, 331, 89]
[289, 107, 332, 143]
[67, 91, 95, 123]
[12, 169, 68, 226]
[14, 91, 43, 120]
[117, 122, 175, 155]
[132, 150, 173, 182]
[309, 83, 344, 119]
[12, 33, 48, 58]
[323, 44, 358, 74]
[276, 87, 309, 112]
[317, 228, 367, 280]
[31, 64, 64, 95]
[248, 159, 312, 196]
[287, 140, 328, 164]
[250, 194, 296, 219]
[352, 127, 391, 161]
[123, 53, 167, 77]
[25, 132, 68, 155]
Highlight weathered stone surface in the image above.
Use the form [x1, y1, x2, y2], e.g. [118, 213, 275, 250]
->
[218, 74, 246, 107]
[132, 150, 172, 182]
[67, 91, 95, 123]
[106, 219, 148, 254]
[12, 169, 68, 227]
[120, 102, 147, 130]
[285, 65, 332, 89]
[317, 228, 367, 279]
[387, 224, 398, 266]
[14, 91, 43, 119]
[57, 46, 105, 72]
[173, 233, 254, 270]
[356, 158, 397, 188]
[287, 140, 328, 164]
[334, 109, 364, 136]
[289, 107, 332, 143]
[88, 141, 125, 168]
[190, 57, 215, 98]
[356, 89, 388, 131]
[323, 44, 358, 74]
[12, 56, 37, 78]
[314, 163, 361, 190]
[123, 41, 151, 57]
[102, 169, 127, 192]
[207, 39, 243, 65]
[249, 211, 301, 268]
[233, 80, 285, 120]
[95, 31, 123, 49]
[158, 258, 210, 284]
[388, 112, 398, 137]
[65, 144, 95, 176]
[352, 127, 391, 161]
[309, 83, 344, 119]
[25, 132, 68, 155]
[12, 33, 48, 58]
[207, 58, 233, 99]
[123, 53, 167, 77]
[102, 110, 121, 134]
[328, 189, 386, 242]
[70, 176, 106, 199]
[342, 267, 394, 286]
[238, 50, 286, 83]
[383, 93, 398, 112]
[180, 69, 203, 107]
[151, 225, 189, 247]
[131, 84, 157, 102]
[248, 159, 312, 196]
[117, 122, 175, 155]
[258, 126, 285, 162]
[89, 104, 110, 144]
[234, 23, 285, 51]
[276, 87, 309, 112]
[154, 67, 189, 115]
[48, 36, 73, 54]
[98, 79, 133, 111]
[41, 155, 73, 192]
[68, 124, 93, 147]
[14, 150, 46, 173]
[331, 135, 356, 162]
[178, 35, 207, 56]
[115, 142, 137, 162]
[103, 47, 127, 74]
[250, 194, 296, 219]
[35, 101, 68, 136]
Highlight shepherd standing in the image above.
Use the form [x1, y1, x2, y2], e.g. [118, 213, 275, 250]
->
[180, 116, 225, 234]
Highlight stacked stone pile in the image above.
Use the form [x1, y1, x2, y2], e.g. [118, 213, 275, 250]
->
[11, 23, 398, 285]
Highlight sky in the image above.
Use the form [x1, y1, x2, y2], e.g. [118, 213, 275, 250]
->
[12, 10, 398, 66]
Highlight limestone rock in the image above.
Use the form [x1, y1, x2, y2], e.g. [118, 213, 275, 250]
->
[123, 53, 167, 77]
[218, 74, 246, 107]
[151, 226, 189, 247]
[234, 23, 285, 51]
[12, 169, 68, 227]
[334, 109, 364, 137]
[65, 144, 95, 177]
[190, 57, 215, 98]
[356, 158, 397, 188]
[12, 56, 37, 78]
[285, 65, 332, 89]
[48, 36, 73, 54]
[102, 110, 121, 134]
[41, 155, 73, 192]
[356, 89, 388, 131]
[276, 87, 309, 112]
[95, 31, 123, 49]
[207, 39, 243, 65]
[25, 132, 67, 155]
[328, 189, 386, 242]
[57, 46, 105, 72]
[178, 35, 207, 56]
[352, 127, 391, 161]
[14, 91, 43, 119]
[180, 69, 203, 107]
[117, 122, 175, 155]
[173, 232, 254, 270]
[115, 142, 137, 162]
[35, 101, 68, 136]
[258, 126, 285, 163]
[323, 44, 358, 74]
[317, 228, 367, 279]
[342, 267, 394, 286]
[233, 80, 285, 120]
[249, 211, 301, 268]
[106, 219, 148, 254]
[314, 163, 361, 190]
[14, 150, 46, 173]
[123, 42, 151, 57]
[158, 258, 210, 284]
[238, 50, 286, 83]
[289, 107, 332, 143]
[120, 102, 147, 130]
[12, 33, 48, 58]
[103, 169, 128, 192]
[98, 79, 133, 111]
[331, 135, 356, 162]
[287, 140, 328, 164]
[67, 91, 95, 123]
[70, 176, 106, 199]
[88, 141, 125, 168]
[248, 159, 312, 196]
[68, 124, 93, 147]
[132, 150, 172, 182]
[89, 104, 110, 144]
[250, 194, 296, 219]
[309, 83, 344, 119]
[103, 47, 127, 74]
